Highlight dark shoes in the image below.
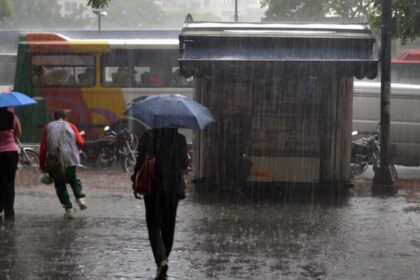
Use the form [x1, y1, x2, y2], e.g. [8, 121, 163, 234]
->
[155, 260, 168, 280]
[4, 213, 15, 221]
[0, 208, 15, 221]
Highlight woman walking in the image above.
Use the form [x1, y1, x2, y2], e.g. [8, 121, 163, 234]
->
[0, 108, 21, 220]
[133, 128, 189, 280]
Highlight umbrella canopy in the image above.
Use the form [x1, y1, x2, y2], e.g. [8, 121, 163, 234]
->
[0, 91, 37, 108]
[126, 94, 215, 130]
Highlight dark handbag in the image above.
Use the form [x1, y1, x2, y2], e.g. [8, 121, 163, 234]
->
[46, 122, 67, 180]
[45, 147, 66, 180]
[133, 155, 156, 194]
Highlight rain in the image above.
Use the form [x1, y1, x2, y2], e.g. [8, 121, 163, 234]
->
[0, 0, 420, 279]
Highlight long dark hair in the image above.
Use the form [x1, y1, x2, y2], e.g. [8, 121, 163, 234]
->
[0, 108, 13, 131]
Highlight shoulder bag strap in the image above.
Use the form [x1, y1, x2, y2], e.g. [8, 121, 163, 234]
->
[58, 121, 66, 149]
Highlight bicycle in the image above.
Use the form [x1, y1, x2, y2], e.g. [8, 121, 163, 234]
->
[16, 138, 39, 170]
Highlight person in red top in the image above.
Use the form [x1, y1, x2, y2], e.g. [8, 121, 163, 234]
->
[39, 111, 86, 219]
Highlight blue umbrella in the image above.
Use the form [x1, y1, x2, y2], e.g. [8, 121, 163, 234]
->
[126, 94, 215, 130]
[0, 91, 37, 108]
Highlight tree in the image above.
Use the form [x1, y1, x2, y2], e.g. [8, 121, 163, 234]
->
[371, 0, 420, 44]
[88, 0, 110, 9]
[0, 0, 12, 20]
[260, 0, 327, 21]
[2, 0, 91, 29]
[261, 0, 373, 21]
[261, 0, 420, 43]
[328, 0, 374, 19]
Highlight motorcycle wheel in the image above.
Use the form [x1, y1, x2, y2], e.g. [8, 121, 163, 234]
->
[350, 162, 369, 177]
[373, 161, 398, 180]
[79, 151, 90, 168]
[122, 151, 137, 174]
[96, 150, 115, 169]
[18, 148, 39, 170]
[130, 132, 139, 150]
[390, 164, 398, 180]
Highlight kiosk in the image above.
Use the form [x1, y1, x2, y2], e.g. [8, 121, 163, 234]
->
[179, 22, 377, 188]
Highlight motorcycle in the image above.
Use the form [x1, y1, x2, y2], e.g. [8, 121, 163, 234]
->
[350, 130, 397, 178]
[186, 142, 193, 172]
[80, 126, 137, 172]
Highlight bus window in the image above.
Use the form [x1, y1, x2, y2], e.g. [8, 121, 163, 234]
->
[111, 67, 130, 86]
[134, 49, 192, 88]
[77, 67, 94, 86]
[101, 50, 137, 87]
[149, 64, 165, 86]
[135, 66, 151, 86]
[133, 49, 166, 87]
[101, 49, 193, 88]
[31, 55, 95, 87]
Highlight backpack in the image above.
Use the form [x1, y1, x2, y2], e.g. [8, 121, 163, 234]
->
[45, 122, 67, 180]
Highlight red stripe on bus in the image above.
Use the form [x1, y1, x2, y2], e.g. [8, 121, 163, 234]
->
[26, 33, 68, 42]
[28, 43, 71, 53]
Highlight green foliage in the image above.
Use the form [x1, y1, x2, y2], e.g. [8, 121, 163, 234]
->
[3, 0, 91, 29]
[87, 0, 110, 9]
[327, 0, 373, 19]
[0, 0, 12, 20]
[260, 0, 327, 21]
[371, 0, 420, 44]
[261, 0, 373, 21]
[261, 0, 420, 43]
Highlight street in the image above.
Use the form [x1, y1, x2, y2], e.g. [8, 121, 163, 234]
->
[0, 169, 419, 279]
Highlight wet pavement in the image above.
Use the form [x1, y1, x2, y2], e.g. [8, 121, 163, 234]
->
[1, 169, 420, 280]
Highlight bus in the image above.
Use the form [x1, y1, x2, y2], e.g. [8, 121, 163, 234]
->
[14, 32, 193, 143]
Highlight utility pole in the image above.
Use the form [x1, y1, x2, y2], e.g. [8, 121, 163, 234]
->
[234, 0, 238, 22]
[93, 10, 107, 32]
[373, 0, 397, 193]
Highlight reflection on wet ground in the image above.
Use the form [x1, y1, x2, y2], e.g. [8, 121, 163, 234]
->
[0, 169, 419, 279]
